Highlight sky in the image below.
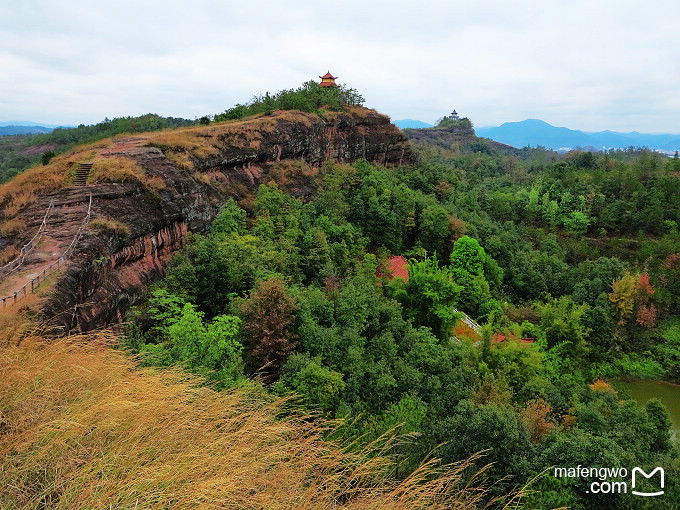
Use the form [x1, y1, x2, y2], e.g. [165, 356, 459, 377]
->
[2, 0, 680, 133]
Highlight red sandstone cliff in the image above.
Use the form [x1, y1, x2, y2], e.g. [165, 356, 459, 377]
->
[0, 107, 413, 332]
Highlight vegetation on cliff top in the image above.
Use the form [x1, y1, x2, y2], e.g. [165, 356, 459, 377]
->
[0, 114, 198, 183]
[213, 80, 365, 121]
[0, 78, 364, 185]
[0, 106, 374, 243]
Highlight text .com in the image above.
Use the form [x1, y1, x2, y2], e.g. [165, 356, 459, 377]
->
[553, 466, 664, 497]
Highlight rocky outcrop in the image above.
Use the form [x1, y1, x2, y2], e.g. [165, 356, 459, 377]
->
[403, 125, 519, 155]
[12, 107, 413, 333]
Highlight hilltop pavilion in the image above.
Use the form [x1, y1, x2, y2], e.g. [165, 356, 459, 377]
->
[319, 71, 338, 87]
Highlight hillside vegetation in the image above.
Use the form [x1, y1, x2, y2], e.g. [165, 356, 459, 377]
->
[125, 127, 680, 508]
[2, 92, 680, 508]
[0, 114, 198, 183]
[0, 333, 511, 509]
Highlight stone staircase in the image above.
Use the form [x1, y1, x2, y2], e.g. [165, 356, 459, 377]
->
[73, 163, 93, 186]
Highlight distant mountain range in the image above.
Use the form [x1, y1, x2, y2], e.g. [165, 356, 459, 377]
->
[0, 125, 54, 136]
[0, 120, 73, 136]
[475, 119, 680, 153]
[394, 119, 433, 129]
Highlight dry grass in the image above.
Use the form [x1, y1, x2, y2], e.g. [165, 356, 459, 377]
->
[145, 175, 167, 193]
[0, 218, 27, 237]
[0, 245, 19, 266]
[165, 151, 195, 171]
[87, 157, 146, 185]
[88, 217, 132, 236]
[2, 193, 37, 218]
[0, 334, 521, 510]
[0, 142, 110, 221]
[147, 110, 321, 165]
[0, 108, 335, 224]
[148, 130, 221, 159]
[0, 150, 160, 224]
[88, 157, 167, 197]
[269, 160, 319, 187]
[345, 106, 378, 120]
[0, 292, 44, 347]
[0, 155, 79, 219]
[191, 171, 212, 184]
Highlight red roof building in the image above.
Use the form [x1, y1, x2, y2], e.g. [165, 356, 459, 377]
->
[376, 256, 409, 281]
[319, 71, 338, 87]
[490, 332, 536, 345]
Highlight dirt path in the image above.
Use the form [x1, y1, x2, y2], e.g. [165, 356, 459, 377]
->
[0, 193, 91, 304]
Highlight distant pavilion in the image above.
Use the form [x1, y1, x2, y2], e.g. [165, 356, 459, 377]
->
[319, 71, 338, 87]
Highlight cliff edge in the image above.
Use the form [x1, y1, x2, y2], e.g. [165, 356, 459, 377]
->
[0, 107, 414, 332]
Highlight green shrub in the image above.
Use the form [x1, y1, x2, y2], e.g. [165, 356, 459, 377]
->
[214, 81, 365, 122]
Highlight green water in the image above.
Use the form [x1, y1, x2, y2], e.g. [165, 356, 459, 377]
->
[621, 380, 680, 437]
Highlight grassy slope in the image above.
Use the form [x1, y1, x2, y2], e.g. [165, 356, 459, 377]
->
[0, 331, 518, 509]
[0, 109, 349, 236]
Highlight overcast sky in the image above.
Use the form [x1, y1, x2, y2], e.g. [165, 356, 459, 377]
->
[2, 1, 680, 132]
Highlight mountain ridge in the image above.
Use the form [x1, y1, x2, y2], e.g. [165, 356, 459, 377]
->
[0, 125, 54, 136]
[394, 119, 433, 129]
[475, 119, 680, 153]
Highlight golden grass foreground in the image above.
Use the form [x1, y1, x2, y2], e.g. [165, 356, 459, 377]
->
[0, 334, 521, 509]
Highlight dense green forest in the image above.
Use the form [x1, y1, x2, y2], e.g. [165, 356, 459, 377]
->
[0, 114, 197, 182]
[123, 117, 680, 508]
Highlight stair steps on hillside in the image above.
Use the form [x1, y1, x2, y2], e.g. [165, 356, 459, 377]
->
[73, 163, 93, 186]
[452, 307, 481, 334]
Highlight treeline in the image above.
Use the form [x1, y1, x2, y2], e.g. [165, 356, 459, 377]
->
[37, 114, 197, 147]
[0, 113, 197, 182]
[126, 147, 680, 508]
[212, 80, 365, 121]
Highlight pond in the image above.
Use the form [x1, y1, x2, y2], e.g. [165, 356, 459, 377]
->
[620, 379, 680, 439]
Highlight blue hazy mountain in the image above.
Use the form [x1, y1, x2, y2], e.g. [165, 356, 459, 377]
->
[0, 120, 75, 136]
[476, 119, 680, 153]
[0, 120, 67, 127]
[394, 119, 433, 129]
[0, 125, 54, 136]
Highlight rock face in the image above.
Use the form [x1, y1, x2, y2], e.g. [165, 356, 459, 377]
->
[11, 107, 413, 332]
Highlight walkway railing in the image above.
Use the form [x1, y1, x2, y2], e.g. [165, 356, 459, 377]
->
[62, 193, 92, 260]
[0, 194, 93, 308]
[1, 256, 66, 307]
[0, 200, 54, 278]
[452, 307, 481, 334]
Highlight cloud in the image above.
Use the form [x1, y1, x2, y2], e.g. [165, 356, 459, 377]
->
[2, 0, 680, 132]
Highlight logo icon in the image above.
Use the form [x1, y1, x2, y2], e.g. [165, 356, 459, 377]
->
[631, 467, 664, 497]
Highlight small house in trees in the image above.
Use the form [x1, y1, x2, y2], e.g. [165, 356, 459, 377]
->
[319, 71, 338, 87]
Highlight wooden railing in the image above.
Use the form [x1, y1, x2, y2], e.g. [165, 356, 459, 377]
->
[62, 193, 92, 260]
[0, 194, 92, 308]
[0, 256, 66, 307]
[0, 200, 54, 278]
